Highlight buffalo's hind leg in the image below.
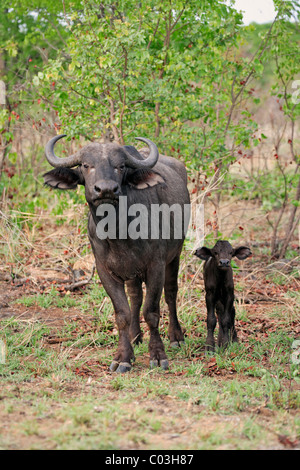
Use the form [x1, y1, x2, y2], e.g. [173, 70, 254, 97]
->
[143, 265, 168, 370]
[164, 255, 184, 348]
[126, 278, 143, 345]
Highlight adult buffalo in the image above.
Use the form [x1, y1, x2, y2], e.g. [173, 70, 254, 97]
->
[44, 135, 190, 372]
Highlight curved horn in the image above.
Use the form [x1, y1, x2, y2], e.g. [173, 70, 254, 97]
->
[45, 134, 82, 168]
[124, 137, 159, 169]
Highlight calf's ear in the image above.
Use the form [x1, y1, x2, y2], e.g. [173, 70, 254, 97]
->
[233, 246, 252, 260]
[43, 168, 84, 190]
[194, 246, 212, 260]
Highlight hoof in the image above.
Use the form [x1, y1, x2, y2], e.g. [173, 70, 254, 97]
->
[109, 360, 132, 373]
[170, 340, 185, 348]
[205, 346, 215, 355]
[150, 359, 159, 369]
[116, 362, 132, 373]
[149, 359, 169, 370]
[160, 359, 169, 370]
[109, 360, 119, 372]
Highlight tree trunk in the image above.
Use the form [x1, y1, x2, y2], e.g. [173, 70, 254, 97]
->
[279, 172, 300, 258]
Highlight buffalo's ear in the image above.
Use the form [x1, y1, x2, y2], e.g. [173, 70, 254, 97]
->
[233, 246, 252, 260]
[125, 169, 165, 189]
[43, 167, 84, 190]
[194, 246, 212, 260]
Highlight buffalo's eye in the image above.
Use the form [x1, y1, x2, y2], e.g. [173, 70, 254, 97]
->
[114, 165, 125, 173]
[83, 163, 89, 169]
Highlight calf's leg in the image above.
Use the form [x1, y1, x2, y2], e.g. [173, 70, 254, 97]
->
[205, 289, 217, 353]
[230, 305, 238, 343]
[216, 300, 225, 347]
[218, 290, 234, 348]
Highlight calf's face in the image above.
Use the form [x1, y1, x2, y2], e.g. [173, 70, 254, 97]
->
[194, 241, 251, 269]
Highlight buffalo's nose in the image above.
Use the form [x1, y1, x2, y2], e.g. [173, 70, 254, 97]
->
[94, 181, 119, 196]
[219, 259, 230, 267]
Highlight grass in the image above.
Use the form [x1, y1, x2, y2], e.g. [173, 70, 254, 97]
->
[0, 280, 299, 449]
[2, 277, 299, 385]
[0, 349, 299, 450]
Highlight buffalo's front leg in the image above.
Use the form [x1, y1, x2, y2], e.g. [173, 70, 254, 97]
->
[126, 278, 143, 345]
[143, 266, 168, 370]
[98, 268, 134, 373]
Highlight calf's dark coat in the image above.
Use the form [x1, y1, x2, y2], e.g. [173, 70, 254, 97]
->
[195, 241, 251, 352]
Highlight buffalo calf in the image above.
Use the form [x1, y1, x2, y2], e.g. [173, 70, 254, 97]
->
[194, 240, 251, 352]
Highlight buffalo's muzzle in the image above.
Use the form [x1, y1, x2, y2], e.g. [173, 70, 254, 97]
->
[92, 180, 120, 203]
[219, 259, 230, 267]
